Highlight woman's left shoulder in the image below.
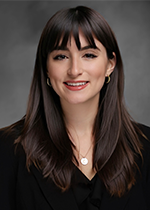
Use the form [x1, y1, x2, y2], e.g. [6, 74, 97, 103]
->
[138, 123, 150, 137]
[137, 123, 150, 166]
[138, 123, 150, 147]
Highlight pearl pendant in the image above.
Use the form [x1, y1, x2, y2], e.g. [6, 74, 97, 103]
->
[81, 158, 88, 165]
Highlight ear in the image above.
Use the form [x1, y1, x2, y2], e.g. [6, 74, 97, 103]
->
[105, 52, 116, 77]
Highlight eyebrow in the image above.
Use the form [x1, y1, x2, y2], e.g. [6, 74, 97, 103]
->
[52, 45, 100, 51]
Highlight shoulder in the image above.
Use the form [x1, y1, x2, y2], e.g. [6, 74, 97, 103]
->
[136, 123, 150, 177]
[136, 124, 150, 206]
[0, 121, 27, 208]
[138, 123, 150, 139]
[0, 120, 26, 186]
[137, 123, 150, 153]
[0, 128, 17, 162]
[0, 121, 25, 167]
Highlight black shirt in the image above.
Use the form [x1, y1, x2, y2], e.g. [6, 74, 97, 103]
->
[72, 167, 102, 210]
[0, 123, 150, 209]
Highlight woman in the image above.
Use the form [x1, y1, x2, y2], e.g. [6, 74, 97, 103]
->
[0, 5, 150, 210]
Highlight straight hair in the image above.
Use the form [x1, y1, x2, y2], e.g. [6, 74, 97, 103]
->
[4, 6, 143, 197]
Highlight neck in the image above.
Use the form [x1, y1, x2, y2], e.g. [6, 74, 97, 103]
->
[60, 96, 99, 138]
[60, 97, 99, 178]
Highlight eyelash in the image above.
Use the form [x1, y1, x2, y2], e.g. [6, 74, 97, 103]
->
[83, 53, 97, 59]
[53, 55, 68, 60]
[53, 53, 97, 60]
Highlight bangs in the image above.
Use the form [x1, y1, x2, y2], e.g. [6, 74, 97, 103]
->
[54, 20, 97, 52]
[42, 7, 98, 57]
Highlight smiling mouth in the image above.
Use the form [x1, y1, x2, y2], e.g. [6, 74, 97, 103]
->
[63, 81, 89, 91]
[64, 82, 88, 86]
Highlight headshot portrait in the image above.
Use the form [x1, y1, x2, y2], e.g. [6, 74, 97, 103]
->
[0, 1, 150, 210]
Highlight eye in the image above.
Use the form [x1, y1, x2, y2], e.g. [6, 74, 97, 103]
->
[53, 54, 68, 60]
[83, 53, 97, 59]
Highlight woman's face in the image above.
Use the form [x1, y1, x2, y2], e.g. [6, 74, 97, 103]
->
[47, 31, 115, 105]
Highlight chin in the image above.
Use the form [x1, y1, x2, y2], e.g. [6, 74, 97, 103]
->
[64, 97, 87, 105]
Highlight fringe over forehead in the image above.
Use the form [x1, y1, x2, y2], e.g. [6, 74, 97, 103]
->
[40, 6, 115, 59]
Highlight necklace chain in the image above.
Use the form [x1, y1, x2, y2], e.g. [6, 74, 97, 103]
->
[80, 144, 92, 158]
[79, 143, 93, 166]
[68, 132, 93, 166]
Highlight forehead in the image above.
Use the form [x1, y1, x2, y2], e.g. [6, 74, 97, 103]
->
[68, 30, 92, 46]
[52, 30, 105, 54]
[69, 34, 104, 52]
[52, 29, 98, 52]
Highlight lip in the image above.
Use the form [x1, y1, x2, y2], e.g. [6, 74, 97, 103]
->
[63, 80, 89, 91]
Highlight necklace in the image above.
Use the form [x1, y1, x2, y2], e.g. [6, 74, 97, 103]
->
[79, 144, 93, 166]
[68, 131, 93, 166]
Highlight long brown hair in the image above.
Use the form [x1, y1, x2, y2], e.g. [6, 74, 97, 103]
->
[5, 6, 143, 197]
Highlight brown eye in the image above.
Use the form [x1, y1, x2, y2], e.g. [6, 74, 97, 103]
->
[53, 55, 68, 60]
[84, 53, 97, 59]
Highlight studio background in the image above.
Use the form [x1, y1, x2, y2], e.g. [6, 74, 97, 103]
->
[0, 1, 150, 128]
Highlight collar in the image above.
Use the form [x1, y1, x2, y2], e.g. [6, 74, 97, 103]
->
[30, 164, 136, 210]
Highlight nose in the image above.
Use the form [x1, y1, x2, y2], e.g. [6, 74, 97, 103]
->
[67, 57, 82, 77]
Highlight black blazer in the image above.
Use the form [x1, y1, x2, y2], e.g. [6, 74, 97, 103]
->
[0, 124, 150, 210]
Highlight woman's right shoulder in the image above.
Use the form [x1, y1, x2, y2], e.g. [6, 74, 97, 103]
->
[0, 120, 25, 163]
[0, 120, 27, 208]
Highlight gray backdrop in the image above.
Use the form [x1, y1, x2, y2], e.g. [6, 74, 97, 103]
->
[0, 1, 150, 128]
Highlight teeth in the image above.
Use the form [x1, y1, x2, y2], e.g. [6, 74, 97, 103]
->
[66, 82, 87, 86]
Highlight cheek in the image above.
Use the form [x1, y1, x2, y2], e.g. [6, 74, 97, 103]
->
[47, 58, 58, 79]
[47, 65, 60, 82]
[88, 61, 108, 79]
[47, 67, 64, 97]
